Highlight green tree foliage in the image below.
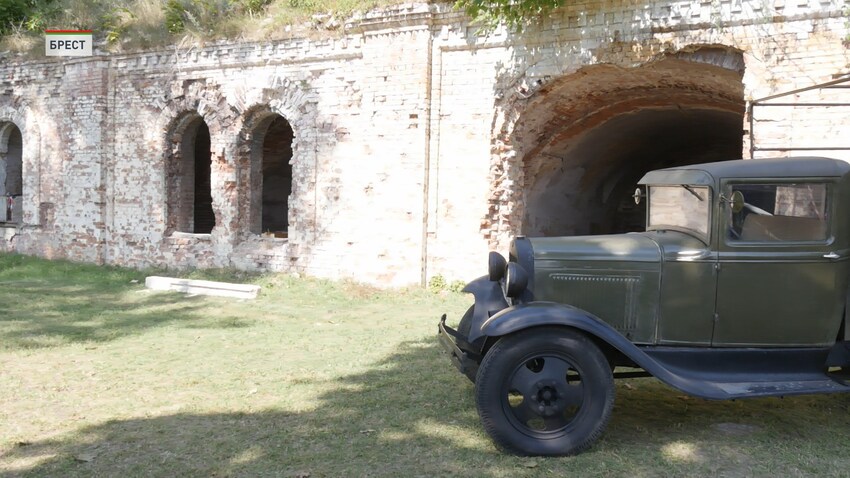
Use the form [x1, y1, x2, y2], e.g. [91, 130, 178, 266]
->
[454, 0, 562, 32]
[0, 0, 28, 33]
[0, 0, 371, 51]
[0, 0, 275, 43]
[0, 0, 57, 34]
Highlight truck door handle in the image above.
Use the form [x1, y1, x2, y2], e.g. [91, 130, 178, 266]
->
[824, 252, 840, 259]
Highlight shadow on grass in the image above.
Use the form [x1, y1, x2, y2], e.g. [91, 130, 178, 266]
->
[0, 286, 214, 349]
[0, 255, 217, 350]
[5, 340, 850, 477]
[1, 340, 483, 477]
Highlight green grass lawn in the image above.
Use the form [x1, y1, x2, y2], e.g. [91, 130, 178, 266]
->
[2, 253, 850, 477]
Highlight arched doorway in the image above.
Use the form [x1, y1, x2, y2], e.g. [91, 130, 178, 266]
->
[500, 48, 746, 238]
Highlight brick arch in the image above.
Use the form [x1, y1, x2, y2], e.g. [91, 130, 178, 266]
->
[156, 81, 240, 237]
[485, 44, 746, 247]
[154, 80, 241, 140]
[231, 82, 319, 257]
[0, 99, 42, 227]
[163, 111, 212, 234]
[236, 107, 294, 235]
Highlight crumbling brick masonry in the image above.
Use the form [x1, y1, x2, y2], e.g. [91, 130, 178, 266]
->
[1, 1, 848, 286]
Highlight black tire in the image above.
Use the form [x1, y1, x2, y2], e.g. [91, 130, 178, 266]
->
[474, 326, 614, 456]
[457, 306, 478, 383]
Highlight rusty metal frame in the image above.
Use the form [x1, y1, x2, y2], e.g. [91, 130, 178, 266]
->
[749, 75, 850, 157]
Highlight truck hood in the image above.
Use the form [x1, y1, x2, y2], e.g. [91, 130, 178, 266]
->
[528, 233, 662, 263]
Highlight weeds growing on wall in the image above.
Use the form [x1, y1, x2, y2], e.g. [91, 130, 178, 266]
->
[0, 0, 396, 54]
[453, 0, 561, 33]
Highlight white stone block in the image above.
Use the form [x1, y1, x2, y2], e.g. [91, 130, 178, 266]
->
[145, 276, 260, 299]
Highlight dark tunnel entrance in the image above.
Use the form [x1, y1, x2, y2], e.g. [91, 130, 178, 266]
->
[524, 108, 743, 236]
[515, 50, 746, 237]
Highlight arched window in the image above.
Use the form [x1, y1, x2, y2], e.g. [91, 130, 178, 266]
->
[0, 123, 22, 224]
[167, 114, 215, 234]
[249, 114, 293, 236]
[192, 121, 214, 234]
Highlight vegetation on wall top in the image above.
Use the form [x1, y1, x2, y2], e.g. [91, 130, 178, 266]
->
[0, 0, 551, 53]
[0, 0, 399, 53]
[0, 0, 548, 52]
[454, 0, 559, 32]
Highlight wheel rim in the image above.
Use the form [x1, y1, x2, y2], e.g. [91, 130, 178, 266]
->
[503, 354, 584, 436]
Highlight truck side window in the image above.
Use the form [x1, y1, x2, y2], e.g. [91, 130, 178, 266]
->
[727, 183, 828, 242]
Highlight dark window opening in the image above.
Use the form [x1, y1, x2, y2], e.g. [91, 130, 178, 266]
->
[193, 122, 214, 234]
[249, 114, 293, 237]
[261, 117, 293, 234]
[1, 124, 22, 224]
[168, 115, 215, 234]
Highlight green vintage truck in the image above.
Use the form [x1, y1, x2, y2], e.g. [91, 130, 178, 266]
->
[438, 156, 850, 456]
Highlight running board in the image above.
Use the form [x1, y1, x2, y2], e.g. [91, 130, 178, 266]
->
[713, 376, 850, 398]
[630, 347, 850, 399]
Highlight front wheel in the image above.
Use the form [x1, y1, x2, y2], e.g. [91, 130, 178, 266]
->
[474, 326, 614, 456]
[456, 306, 477, 383]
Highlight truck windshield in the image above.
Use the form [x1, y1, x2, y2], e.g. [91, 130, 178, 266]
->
[648, 185, 710, 237]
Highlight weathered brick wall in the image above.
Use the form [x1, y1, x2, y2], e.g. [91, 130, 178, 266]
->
[0, 1, 848, 286]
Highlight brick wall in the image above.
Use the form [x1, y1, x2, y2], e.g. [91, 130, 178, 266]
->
[0, 0, 848, 286]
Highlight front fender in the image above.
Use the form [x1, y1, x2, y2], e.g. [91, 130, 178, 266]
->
[481, 302, 616, 339]
[462, 275, 509, 347]
[480, 302, 731, 400]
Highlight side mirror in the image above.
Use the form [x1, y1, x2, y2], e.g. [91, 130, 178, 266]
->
[721, 191, 745, 213]
[632, 187, 645, 205]
[720, 191, 745, 214]
[731, 191, 745, 213]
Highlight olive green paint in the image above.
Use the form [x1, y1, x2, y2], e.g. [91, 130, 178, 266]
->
[530, 157, 850, 348]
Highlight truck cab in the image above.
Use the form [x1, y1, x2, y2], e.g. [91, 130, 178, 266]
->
[438, 157, 850, 456]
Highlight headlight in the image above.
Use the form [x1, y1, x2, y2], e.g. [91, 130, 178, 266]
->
[488, 251, 507, 281]
[504, 262, 528, 298]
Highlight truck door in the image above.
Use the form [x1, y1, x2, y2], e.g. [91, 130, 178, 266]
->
[713, 180, 847, 346]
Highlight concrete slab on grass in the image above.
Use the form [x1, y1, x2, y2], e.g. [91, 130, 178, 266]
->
[145, 276, 260, 299]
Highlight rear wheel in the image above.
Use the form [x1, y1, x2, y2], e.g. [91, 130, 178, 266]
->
[474, 326, 614, 456]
